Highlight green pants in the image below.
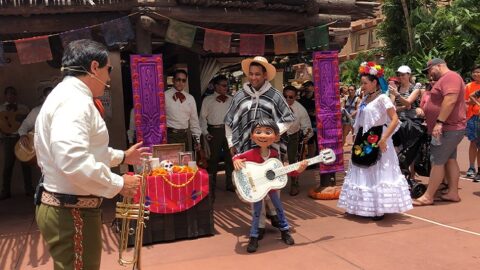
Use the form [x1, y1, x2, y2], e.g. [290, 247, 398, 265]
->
[36, 204, 102, 270]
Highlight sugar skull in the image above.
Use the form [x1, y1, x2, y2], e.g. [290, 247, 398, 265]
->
[160, 160, 174, 172]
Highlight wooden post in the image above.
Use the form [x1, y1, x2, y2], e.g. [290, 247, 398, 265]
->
[136, 15, 153, 54]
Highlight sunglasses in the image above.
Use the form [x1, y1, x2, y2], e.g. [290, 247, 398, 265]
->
[107, 65, 113, 74]
[175, 78, 187, 83]
[284, 95, 296, 99]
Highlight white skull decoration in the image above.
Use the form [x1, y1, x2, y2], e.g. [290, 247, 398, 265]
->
[160, 160, 174, 172]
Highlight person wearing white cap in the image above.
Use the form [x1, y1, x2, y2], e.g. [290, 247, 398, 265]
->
[388, 65, 422, 120]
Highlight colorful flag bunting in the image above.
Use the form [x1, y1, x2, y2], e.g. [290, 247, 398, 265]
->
[239, 34, 265, 56]
[0, 42, 5, 66]
[15, 36, 53, 65]
[60, 28, 92, 48]
[273, 32, 298, 55]
[304, 25, 329, 50]
[165, 19, 197, 48]
[101, 16, 135, 46]
[203, 29, 232, 54]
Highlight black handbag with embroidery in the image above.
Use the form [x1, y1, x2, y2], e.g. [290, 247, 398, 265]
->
[351, 126, 383, 167]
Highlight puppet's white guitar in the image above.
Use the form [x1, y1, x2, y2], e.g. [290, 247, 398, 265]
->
[233, 148, 336, 203]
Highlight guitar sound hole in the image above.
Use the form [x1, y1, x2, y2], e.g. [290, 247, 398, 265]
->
[265, 170, 276, 180]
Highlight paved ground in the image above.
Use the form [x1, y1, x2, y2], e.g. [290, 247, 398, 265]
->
[1, 137, 479, 270]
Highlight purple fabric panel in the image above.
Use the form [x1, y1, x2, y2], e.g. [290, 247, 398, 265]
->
[130, 55, 166, 149]
[313, 51, 344, 173]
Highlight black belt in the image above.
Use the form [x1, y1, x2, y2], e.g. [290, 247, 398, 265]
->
[167, 127, 188, 133]
[208, 124, 225, 129]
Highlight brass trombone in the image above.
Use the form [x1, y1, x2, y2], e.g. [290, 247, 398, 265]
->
[116, 157, 151, 269]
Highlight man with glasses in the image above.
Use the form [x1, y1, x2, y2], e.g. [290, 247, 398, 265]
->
[165, 69, 202, 151]
[35, 39, 147, 269]
[199, 75, 235, 200]
[413, 58, 466, 206]
[283, 85, 312, 196]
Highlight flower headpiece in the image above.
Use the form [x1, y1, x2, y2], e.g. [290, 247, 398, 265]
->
[358, 61, 384, 78]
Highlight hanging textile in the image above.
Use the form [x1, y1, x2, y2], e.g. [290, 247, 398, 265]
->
[273, 32, 298, 55]
[101, 16, 135, 46]
[165, 19, 197, 48]
[130, 54, 167, 147]
[304, 25, 329, 50]
[312, 51, 344, 173]
[239, 34, 265, 56]
[203, 29, 232, 54]
[60, 28, 92, 48]
[15, 36, 52, 64]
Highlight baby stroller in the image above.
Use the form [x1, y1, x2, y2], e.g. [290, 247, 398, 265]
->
[394, 117, 430, 198]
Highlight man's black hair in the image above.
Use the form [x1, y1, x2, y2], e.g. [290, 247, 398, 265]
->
[173, 69, 188, 79]
[213, 75, 228, 85]
[283, 85, 298, 94]
[250, 118, 280, 135]
[61, 39, 109, 78]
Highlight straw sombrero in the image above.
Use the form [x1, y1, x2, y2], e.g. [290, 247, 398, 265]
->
[241, 56, 277, 81]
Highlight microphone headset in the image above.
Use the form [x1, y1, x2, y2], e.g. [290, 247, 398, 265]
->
[60, 66, 111, 88]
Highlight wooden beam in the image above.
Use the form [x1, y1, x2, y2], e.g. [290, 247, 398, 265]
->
[145, 6, 351, 28]
[0, 13, 130, 35]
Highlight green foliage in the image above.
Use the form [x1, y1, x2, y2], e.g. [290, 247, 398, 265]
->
[377, 0, 479, 79]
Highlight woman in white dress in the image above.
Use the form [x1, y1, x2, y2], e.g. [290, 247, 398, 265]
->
[338, 62, 413, 220]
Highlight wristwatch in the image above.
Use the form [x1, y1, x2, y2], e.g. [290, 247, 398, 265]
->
[436, 119, 445, 124]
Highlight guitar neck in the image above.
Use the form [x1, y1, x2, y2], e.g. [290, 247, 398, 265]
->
[274, 155, 322, 176]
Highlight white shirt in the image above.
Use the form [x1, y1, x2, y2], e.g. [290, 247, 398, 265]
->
[0, 102, 29, 137]
[34, 76, 124, 198]
[287, 101, 313, 138]
[164, 88, 201, 138]
[199, 92, 232, 135]
[18, 105, 41, 136]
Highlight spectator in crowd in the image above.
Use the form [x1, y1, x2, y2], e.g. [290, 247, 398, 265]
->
[413, 58, 466, 206]
[282, 85, 312, 196]
[464, 65, 480, 181]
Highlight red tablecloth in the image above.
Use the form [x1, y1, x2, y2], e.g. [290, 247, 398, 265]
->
[134, 169, 209, 214]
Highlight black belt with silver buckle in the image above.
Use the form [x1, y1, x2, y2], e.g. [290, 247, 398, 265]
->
[208, 124, 225, 129]
[167, 127, 188, 133]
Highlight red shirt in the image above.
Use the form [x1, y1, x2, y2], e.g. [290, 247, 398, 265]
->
[424, 71, 466, 133]
[233, 147, 300, 177]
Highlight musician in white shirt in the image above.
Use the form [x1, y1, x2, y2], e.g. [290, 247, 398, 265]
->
[0, 86, 32, 200]
[34, 39, 147, 270]
[164, 69, 202, 151]
[283, 86, 313, 196]
[18, 87, 52, 149]
[199, 75, 234, 200]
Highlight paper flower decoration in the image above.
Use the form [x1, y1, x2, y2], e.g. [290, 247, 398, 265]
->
[359, 61, 384, 78]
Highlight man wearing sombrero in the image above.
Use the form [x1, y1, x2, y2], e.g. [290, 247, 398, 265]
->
[224, 56, 295, 251]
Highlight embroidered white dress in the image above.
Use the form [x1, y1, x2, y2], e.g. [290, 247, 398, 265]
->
[337, 94, 413, 216]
